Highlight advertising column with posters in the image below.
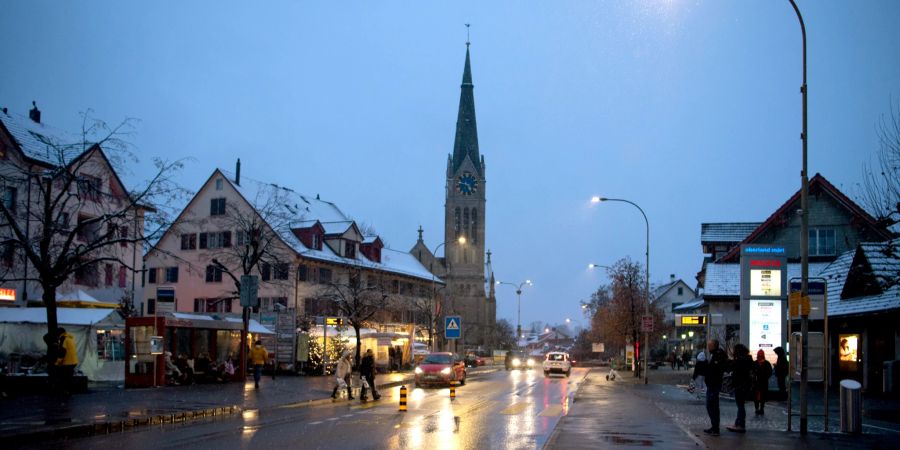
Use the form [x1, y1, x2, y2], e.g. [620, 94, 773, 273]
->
[740, 245, 788, 365]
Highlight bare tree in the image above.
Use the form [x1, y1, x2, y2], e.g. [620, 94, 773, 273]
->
[859, 101, 900, 231]
[0, 112, 186, 362]
[588, 258, 664, 374]
[319, 267, 391, 366]
[409, 284, 445, 350]
[205, 182, 297, 302]
[493, 318, 516, 350]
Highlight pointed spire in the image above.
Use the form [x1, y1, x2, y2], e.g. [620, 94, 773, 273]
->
[451, 30, 482, 176]
[417, 225, 424, 242]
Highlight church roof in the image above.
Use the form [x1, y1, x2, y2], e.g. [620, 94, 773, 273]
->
[450, 45, 482, 175]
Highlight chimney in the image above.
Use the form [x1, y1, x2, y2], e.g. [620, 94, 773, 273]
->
[2, 107, 7, 114]
[29, 101, 41, 123]
[670, 274, 676, 283]
[235, 158, 241, 186]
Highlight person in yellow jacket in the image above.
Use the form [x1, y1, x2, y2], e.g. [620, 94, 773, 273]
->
[55, 327, 79, 394]
[249, 340, 268, 389]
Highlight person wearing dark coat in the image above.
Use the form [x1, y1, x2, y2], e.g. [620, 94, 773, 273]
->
[773, 346, 788, 397]
[753, 349, 773, 415]
[359, 349, 380, 401]
[727, 344, 754, 433]
[703, 340, 728, 437]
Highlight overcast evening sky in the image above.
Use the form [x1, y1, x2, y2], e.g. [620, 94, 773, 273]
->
[2, 1, 899, 332]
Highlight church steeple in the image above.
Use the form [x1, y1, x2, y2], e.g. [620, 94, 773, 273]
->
[451, 43, 482, 176]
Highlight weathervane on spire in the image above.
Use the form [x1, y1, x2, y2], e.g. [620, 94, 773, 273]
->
[465, 23, 470, 47]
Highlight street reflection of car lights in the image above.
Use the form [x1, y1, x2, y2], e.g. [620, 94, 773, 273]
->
[242, 409, 259, 421]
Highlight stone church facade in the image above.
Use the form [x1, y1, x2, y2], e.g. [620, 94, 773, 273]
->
[412, 43, 496, 350]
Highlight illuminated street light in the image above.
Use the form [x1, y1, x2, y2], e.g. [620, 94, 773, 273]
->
[591, 195, 650, 384]
[497, 279, 533, 347]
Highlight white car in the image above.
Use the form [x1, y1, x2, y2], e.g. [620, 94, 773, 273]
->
[542, 352, 572, 377]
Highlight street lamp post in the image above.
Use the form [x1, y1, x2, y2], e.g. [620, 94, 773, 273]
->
[787, 0, 811, 435]
[592, 196, 651, 384]
[497, 280, 532, 348]
[430, 236, 466, 352]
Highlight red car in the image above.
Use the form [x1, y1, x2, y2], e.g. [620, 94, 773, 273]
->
[414, 352, 467, 387]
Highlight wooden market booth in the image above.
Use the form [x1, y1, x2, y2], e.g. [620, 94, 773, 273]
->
[125, 313, 273, 388]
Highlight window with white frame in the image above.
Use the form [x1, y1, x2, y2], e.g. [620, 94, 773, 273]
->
[809, 229, 836, 256]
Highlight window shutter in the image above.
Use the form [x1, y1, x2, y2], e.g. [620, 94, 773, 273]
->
[199, 232, 208, 249]
[148, 268, 157, 284]
[223, 231, 232, 248]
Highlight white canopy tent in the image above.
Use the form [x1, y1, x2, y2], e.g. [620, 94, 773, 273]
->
[0, 307, 124, 381]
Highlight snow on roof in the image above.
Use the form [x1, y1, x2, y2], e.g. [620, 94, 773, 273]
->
[822, 240, 900, 317]
[0, 111, 92, 165]
[224, 317, 274, 334]
[703, 262, 830, 297]
[0, 307, 121, 326]
[173, 312, 216, 321]
[219, 169, 441, 284]
[701, 223, 762, 244]
[673, 298, 705, 311]
[362, 235, 381, 244]
[860, 239, 900, 289]
[321, 221, 354, 235]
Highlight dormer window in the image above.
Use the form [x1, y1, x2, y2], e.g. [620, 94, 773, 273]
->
[312, 234, 320, 250]
[344, 241, 356, 258]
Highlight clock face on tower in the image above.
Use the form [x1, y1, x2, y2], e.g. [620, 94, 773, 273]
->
[457, 172, 478, 195]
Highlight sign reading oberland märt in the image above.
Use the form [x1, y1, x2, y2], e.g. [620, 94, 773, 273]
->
[739, 245, 788, 364]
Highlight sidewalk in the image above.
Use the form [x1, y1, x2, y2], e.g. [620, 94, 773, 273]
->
[559, 368, 900, 449]
[0, 367, 497, 445]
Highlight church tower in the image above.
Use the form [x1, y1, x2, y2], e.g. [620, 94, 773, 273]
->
[443, 41, 490, 349]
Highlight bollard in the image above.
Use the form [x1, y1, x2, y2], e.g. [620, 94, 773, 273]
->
[399, 385, 408, 411]
[449, 381, 457, 401]
[840, 379, 862, 434]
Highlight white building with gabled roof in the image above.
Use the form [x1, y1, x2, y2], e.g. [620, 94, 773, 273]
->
[143, 165, 443, 318]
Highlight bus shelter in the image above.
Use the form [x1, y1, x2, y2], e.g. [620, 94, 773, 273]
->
[125, 313, 273, 388]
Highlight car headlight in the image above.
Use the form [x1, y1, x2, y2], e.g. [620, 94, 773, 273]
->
[415, 367, 423, 374]
[441, 367, 452, 375]
[526, 359, 535, 366]
[512, 358, 521, 366]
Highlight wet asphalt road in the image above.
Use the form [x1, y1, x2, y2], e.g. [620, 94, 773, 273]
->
[52, 367, 589, 450]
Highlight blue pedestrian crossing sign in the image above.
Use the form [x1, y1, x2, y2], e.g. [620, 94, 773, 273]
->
[445, 316, 462, 339]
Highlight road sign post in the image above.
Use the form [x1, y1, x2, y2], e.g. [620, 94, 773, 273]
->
[445, 316, 462, 340]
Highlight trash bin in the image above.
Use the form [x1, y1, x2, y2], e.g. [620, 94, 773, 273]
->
[840, 379, 862, 434]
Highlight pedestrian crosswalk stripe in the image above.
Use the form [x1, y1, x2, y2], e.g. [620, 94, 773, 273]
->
[538, 405, 563, 417]
[500, 402, 530, 415]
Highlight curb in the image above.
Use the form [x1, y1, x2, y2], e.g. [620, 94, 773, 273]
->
[2, 405, 242, 447]
[3, 366, 503, 445]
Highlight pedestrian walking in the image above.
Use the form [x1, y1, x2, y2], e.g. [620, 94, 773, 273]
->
[692, 350, 707, 395]
[359, 348, 380, 402]
[727, 344, 753, 433]
[668, 352, 676, 370]
[332, 351, 353, 400]
[773, 346, 788, 399]
[703, 339, 728, 437]
[753, 349, 773, 415]
[682, 349, 692, 370]
[249, 340, 268, 389]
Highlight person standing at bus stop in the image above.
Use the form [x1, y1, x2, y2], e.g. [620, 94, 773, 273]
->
[703, 339, 728, 436]
[249, 340, 268, 389]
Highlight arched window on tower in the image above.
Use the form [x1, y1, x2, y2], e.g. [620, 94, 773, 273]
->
[463, 208, 470, 241]
[471, 208, 478, 244]
[455, 208, 461, 238]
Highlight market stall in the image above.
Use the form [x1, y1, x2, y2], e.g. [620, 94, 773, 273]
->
[0, 307, 125, 381]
